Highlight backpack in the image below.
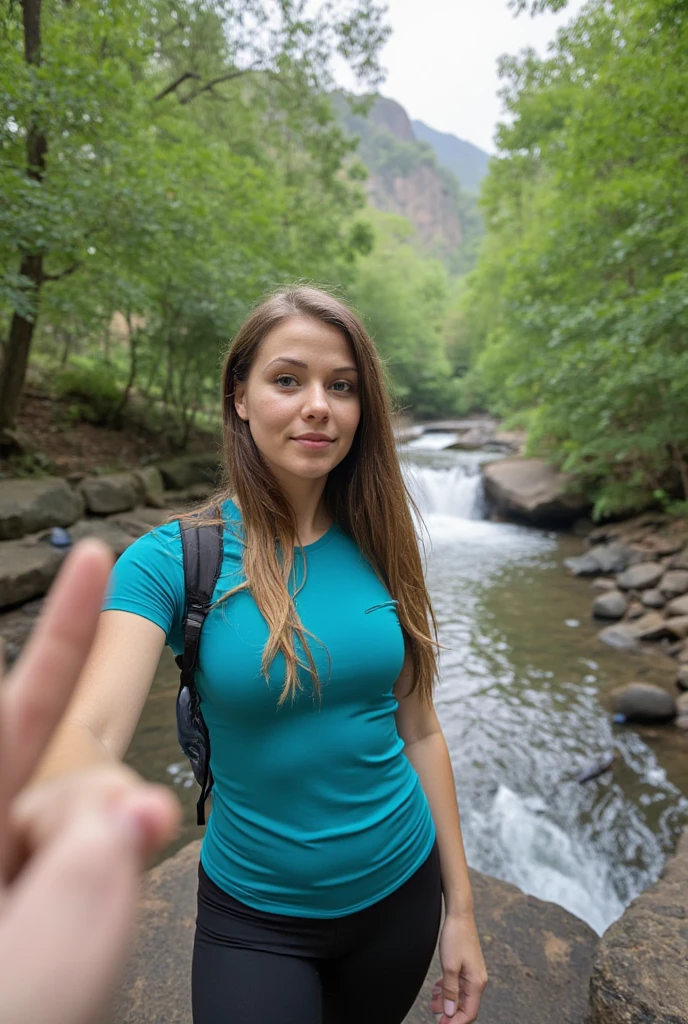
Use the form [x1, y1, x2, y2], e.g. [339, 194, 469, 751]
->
[174, 511, 223, 825]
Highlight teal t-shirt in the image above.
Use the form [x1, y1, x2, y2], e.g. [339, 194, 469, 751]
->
[103, 499, 435, 917]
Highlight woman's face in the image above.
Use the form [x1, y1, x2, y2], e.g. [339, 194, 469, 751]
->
[234, 316, 361, 488]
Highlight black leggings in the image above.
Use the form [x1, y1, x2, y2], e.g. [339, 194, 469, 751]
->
[192, 843, 442, 1024]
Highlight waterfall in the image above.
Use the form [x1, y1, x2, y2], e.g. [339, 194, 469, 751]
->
[404, 462, 485, 520]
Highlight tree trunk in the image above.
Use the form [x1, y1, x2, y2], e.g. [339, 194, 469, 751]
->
[114, 313, 138, 418]
[0, 254, 43, 441]
[0, 0, 46, 446]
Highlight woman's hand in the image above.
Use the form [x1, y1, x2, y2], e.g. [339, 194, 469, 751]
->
[0, 540, 181, 1024]
[430, 911, 488, 1023]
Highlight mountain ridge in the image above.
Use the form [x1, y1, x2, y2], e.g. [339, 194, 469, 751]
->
[335, 94, 485, 272]
[411, 119, 491, 194]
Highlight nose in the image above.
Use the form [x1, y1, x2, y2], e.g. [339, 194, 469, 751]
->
[301, 382, 330, 421]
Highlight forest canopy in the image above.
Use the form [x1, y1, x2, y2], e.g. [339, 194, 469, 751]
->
[3, 0, 687, 524]
[0, 0, 481, 449]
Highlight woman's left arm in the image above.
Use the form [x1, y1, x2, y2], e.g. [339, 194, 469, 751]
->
[394, 654, 488, 1024]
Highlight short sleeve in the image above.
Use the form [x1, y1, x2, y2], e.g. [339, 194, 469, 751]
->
[102, 521, 185, 644]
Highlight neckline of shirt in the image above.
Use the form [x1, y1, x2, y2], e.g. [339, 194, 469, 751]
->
[222, 498, 339, 553]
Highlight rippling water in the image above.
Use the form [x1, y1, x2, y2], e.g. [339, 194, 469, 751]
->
[402, 438, 688, 934]
[126, 437, 688, 935]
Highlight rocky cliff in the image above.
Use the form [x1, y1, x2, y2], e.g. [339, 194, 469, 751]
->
[337, 95, 483, 269]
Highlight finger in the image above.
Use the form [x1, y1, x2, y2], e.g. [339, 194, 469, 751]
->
[0, 801, 148, 1024]
[6, 772, 181, 885]
[431, 979, 444, 1014]
[452, 978, 484, 1024]
[441, 977, 484, 1024]
[0, 540, 113, 799]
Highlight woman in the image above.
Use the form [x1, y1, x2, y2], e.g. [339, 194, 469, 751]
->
[32, 286, 487, 1024]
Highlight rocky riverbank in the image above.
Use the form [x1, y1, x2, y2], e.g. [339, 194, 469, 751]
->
[472, 452, 688, 731]
[0, 455, 219, 662]
[111, 833, 688, 1024]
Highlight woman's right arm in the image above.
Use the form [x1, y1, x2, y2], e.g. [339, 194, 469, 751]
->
[32, 609, 166, 783]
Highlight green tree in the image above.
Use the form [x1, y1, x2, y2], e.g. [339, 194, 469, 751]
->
[0, 0, 389, 447]
[347, 213, 457, 417]
[462, 0, 688, 517]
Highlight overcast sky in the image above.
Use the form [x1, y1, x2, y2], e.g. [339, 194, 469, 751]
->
[337, 0, 587, 153]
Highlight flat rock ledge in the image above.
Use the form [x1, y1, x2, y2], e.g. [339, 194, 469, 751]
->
[482, 457, 591, 528]
[0, 508, 171, 615]
[589, 830, 688, 1024]
[112, 841, 597, 1024]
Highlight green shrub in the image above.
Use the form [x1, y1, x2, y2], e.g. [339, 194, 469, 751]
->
[54, 358, 122, 426]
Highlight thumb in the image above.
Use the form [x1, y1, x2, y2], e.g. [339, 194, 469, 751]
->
[441, 974, 460, 1021]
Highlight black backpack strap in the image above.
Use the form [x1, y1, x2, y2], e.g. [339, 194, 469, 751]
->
[176, 510, 223, 823]
[178, 512, 224, 688]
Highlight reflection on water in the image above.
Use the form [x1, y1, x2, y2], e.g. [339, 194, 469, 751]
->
[126, 440, 688, 935]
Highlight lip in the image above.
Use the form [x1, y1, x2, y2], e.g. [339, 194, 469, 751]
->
[292, 433, 334, 449]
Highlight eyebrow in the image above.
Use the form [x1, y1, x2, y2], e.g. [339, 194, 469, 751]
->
[263, 356, 358, 374]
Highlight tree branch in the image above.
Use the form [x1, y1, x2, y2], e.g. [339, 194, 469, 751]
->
[153, 70, 200, 103]
[43, 262, 81, 283]
[179, 66, 260, 105]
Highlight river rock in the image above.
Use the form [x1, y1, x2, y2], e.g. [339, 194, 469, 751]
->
[625, 545, 660, 567]
[632, 611, 680, 641]
[592, 590, 628, 620]
[0, 502, 23, 541]
[566, 553, 603, 577]
[677, 667, 688, 691]
[641, 588, 666, 608]
[598, 622, 642, 652]
[664, 616, 688, 640]
[642, 535, 686, 558]
[0, 600, 44, 664]
[0, 477, 84, 540]
[481, 457, 590, 528]
[590, 830, 688, 1024]
[133, 465, 166, 508]
[615, 562, 664, 591]
[625, 600, 645, 621]
[659, 569, 688, 598]
[679, 645, 688, 664]
[0, 538, 65, 610]
[69, 519, 137, 557]
[666, 593, 688, 618]
[108, 507, 170, 537]
[157, 453, 221, 491]
[667, 550, 688, 571]
[613, 682, 676, 722]
[447, 426, 496, 450]
[79, 472, 143, 515]
[591, 578, 617, 592]
[112, 841, 597, 1024]
[590, 542, 631, 574]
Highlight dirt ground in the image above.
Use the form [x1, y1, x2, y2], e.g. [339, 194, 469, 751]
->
[0, 390, 219, 478]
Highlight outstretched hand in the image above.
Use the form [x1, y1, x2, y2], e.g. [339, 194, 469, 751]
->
[430, 911, 488, 1024]
[0, 540, 180, 1024]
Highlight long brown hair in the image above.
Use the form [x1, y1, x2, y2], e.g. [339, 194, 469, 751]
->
[180, 286, 439, 705]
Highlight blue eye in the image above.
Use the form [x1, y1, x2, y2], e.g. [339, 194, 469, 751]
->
[331, 381, 353, 393]
[275, 375, 298, 387]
